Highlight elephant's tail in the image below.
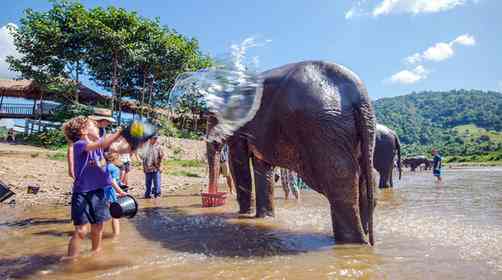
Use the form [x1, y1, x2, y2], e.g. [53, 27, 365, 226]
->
[354, 102, 376, 246]
[395, 134, 402, 180]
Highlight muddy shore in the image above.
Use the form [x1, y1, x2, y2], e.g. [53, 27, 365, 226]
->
[0, 137, 211, 207]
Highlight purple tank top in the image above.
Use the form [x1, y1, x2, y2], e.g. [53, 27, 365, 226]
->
[72, 140, 112, 193]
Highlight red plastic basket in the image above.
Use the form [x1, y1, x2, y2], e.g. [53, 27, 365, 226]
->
[201, 192, 228, 207]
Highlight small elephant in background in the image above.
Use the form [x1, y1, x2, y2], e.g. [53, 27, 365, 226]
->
[374, 124, 401, 188]
[402, 156, 430, 172]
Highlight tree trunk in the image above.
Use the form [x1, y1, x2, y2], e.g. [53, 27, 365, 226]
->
[75, 61, 80, 103]
[117, 84, 123, 126]
[147, 78, 153, 118]
[140, 70, 146, 118]
[111, 53, 118, 116]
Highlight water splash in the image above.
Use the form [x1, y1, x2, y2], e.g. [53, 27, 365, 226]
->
[169, 37, 270, 142]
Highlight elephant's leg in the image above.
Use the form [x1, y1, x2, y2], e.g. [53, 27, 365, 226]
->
[228, 139, 252, 214]
[252, 157, 274, 218]
[377, 170, 386, 188]
[389, 168, 394, 187]
[326, 175, 368, 244]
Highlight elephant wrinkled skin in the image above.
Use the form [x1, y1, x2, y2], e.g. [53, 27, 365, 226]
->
[207, 61, 377, 245]
[374, 124, 402, 188]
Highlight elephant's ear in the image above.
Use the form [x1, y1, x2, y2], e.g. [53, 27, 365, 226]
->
[170, 68, 264, 143]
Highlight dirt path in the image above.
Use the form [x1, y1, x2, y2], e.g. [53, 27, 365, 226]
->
[0, 141, 210, 207]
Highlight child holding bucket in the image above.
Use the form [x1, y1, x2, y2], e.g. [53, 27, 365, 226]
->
[105, 152, 127, 237]
[62, 116, 127, 260]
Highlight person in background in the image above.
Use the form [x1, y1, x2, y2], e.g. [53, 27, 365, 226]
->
[432, 148, 442, 183]
[104, 152, 127, 237]
[280, 168, 300, 200]
[6, 128, 16, 142]
[119, 152, 132, 186]
[220, 143, 235, 194]
[141, 135, 164, 199]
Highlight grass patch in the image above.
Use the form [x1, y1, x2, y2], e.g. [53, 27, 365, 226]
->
[169, 171, 201, 177]
[164, 159, 204, 168]
[47, 151, 66, 161]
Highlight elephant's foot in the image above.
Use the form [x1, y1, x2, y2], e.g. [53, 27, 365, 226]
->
[238, 208, 252, 215]
[255, 209, 274, 218]
[334, 231, 369, 245]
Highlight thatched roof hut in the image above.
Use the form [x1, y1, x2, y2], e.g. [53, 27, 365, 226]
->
[0, 79, 167, 116]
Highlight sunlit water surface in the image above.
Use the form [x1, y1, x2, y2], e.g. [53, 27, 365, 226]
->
[1, 167, 501, 279]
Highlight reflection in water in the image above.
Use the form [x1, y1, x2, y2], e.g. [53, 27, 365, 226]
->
[0, 168, 501, 279]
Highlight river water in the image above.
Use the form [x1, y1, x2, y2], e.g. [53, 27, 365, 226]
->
[1, 167, 501, 279]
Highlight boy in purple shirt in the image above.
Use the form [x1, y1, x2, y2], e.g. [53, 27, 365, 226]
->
[62, 116, 126, 260]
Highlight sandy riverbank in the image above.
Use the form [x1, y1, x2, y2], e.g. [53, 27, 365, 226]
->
[0, 138, 211, 207]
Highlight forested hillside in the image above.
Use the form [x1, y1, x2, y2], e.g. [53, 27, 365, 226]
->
[373, 90, 502, 161]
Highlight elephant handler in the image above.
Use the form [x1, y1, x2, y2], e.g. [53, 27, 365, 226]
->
[432, 148, 442, 182]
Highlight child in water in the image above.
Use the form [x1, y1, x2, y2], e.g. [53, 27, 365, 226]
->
[62, 116, 126, 260]
[105, 152, 127, 237]
[432, 148, 442, 182]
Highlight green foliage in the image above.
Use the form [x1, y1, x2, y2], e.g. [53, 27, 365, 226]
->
[21, 129, 67, 149]
[0, 127, 7, 139]
[375, 90, 502, 160]
[163, 159, 205, 178]
[157, 116, 202, 140]
[49, 103, 94, 122]
[7, 0, 212, 117]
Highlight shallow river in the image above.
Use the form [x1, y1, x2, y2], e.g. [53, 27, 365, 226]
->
[1, 167, 501, 279]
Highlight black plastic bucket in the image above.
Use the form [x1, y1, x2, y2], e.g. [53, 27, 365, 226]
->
[0, 181, 15, 203]
[110, 195, 138, 219]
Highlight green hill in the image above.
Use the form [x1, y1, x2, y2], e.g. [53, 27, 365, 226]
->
[373, 89, 502, 162]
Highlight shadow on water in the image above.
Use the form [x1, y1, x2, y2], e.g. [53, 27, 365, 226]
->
[0, 218, 71, 228]
[0, 254, 60, 279]
[132, 206, 335, 258]
[0, 254, 134, 279]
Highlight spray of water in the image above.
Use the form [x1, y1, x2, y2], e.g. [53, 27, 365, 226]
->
[169, 37, 270, 142]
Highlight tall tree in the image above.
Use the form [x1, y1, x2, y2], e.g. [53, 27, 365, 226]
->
[7, 0, 90, 102]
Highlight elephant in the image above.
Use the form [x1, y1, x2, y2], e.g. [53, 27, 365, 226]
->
[374, 124, 402, 188]
[206, 61, 376, 245]
[402, 156, 430, 171]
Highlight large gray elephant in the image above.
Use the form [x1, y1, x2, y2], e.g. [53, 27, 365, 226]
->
[206, 61, 376, 245]
[374, 124, 402, 188]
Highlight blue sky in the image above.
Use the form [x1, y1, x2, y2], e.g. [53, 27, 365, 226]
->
[0, 0, 501, 99]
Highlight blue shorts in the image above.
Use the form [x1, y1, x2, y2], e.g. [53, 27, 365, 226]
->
[71, 188, 111, 226]
[433, 169, 441, 177]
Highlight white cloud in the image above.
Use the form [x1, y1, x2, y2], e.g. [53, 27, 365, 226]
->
[389, 65, 429, 84]
[373, 0, 467, 16]
[0, 23, 19, 79]
[497, 81, 502, 92]
[346, 0, 478, 18]
[422, 42, 454, 61]
[404, 53, 422, 64]
[406, 34, 476, 64]
[451, 34, 476, 46]
[345, 9, 355, 19]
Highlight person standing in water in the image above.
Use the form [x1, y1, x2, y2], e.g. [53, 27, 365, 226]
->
[141, 135, 164, 199]
[432, 148, 442, 183]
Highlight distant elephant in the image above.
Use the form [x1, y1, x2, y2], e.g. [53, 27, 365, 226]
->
[374, 124, 401, 188]
[402, 156, 430, 171]
[206, 61, 376, 245]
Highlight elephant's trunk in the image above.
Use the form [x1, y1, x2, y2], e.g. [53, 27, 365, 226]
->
[206, 141, 222, 193]
[206, 115, 222, 193]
